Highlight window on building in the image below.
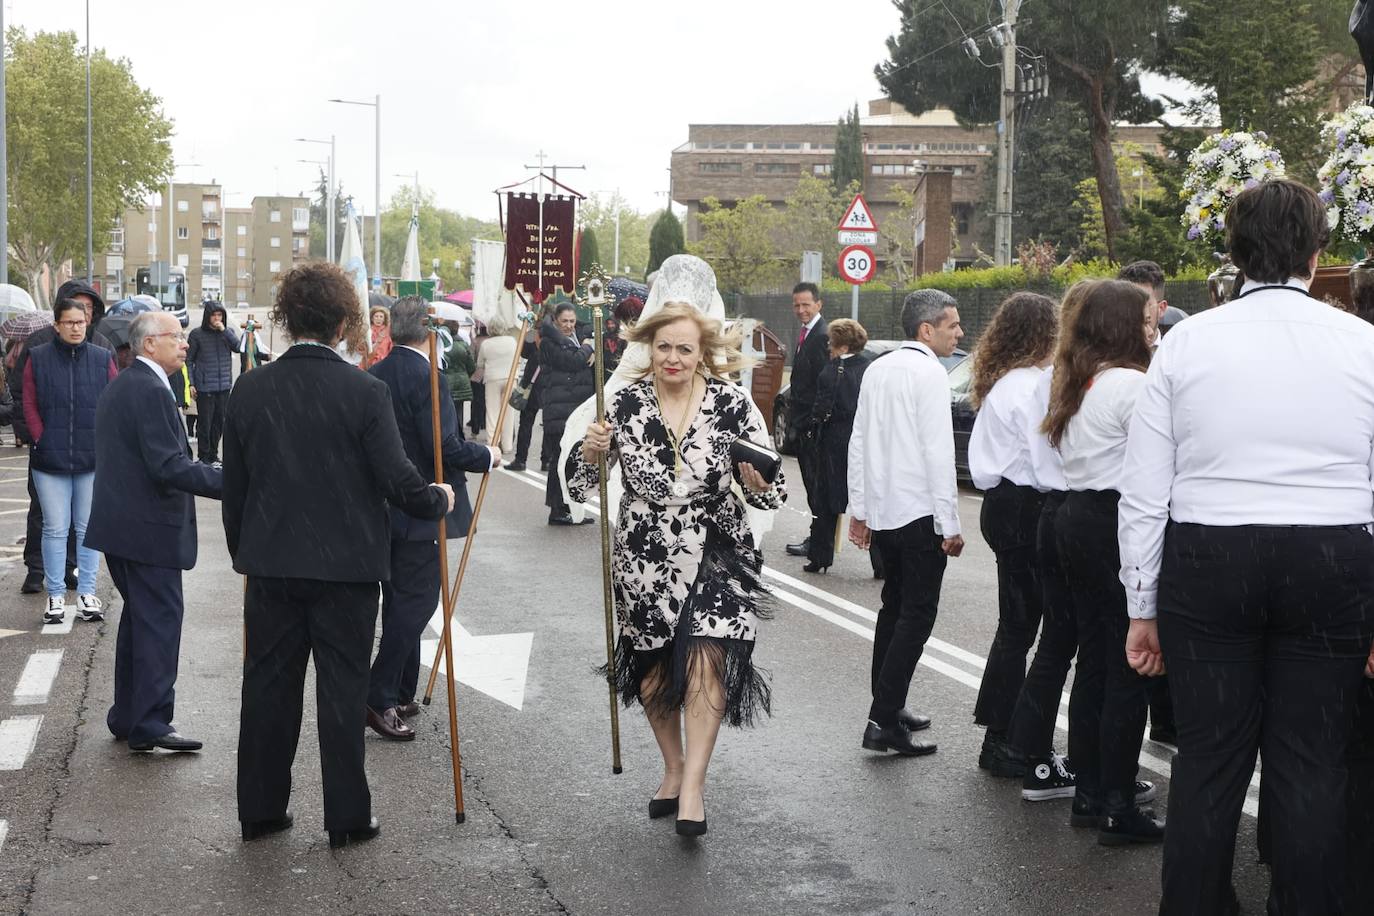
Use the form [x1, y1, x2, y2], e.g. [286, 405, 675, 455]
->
[177, 200, 189, 212]
[202, 254, 221, 276]
[764, 142, 782, 150]
[292, 207, 309, 230]
[237, 247, 247, 258]
[727, 142, 746, 150]
[177, 227, 189, 239]
[270, 210, 282, 223]
[896, 144, 913, 151]
[237, 225, 247, 236]
[755, 162, 799, 175]
[206, 226, 219, 240]
[813, 164, 832, 176]
[177, 254, 189, 268]
[954, 203, 973, 236]
[870, 163, 917, 176]
[699, 162, 742, 174]
[268, 260, 282, 273]
[202, 201, 218, 218]
[270, 237, 281, 248]
[109, 228, 124, 253]
[876, 143, 893, 151]
[784, 142, 801, 150]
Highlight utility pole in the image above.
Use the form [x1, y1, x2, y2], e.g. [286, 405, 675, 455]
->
[1, 0, 8, 285]
[85, 0, 93, 284]
[993, 0, 1020, 267]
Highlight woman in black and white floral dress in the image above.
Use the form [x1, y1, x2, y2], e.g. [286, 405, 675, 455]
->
[569, 302, 785, 838]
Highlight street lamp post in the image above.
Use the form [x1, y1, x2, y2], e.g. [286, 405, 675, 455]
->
[1, 1, 8, 285]
[1132, 167, 1145, 210]
[329, 95, 381, 287]
[296, 136, 336, 260]
[85, 0, 93, 284]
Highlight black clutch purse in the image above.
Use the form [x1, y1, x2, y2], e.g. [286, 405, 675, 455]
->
[730, 437, 781, 485]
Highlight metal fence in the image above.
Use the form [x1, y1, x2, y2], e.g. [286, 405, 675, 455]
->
[733, 280, 1212, 364]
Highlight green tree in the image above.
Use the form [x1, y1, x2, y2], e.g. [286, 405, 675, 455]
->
[877, 0, 1170, 261]
[1005, 98, 1096, 256]
[579, 192, 650, 277]
[578, 227, 601, 276]
[8, 29, 173, 297]
[647, 209, 686, 275]
[831, 104, 865, 193]
[369, 185, 502, 289]
[778, 173, 851, 279]
[689, 195, 779, 293]
[307, 167, 351, 261]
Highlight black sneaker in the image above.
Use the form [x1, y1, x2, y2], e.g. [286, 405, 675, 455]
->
[1023, 754, 1076, 801]
[1098, 805, 1166, 846]
[1134, 780, 1158, 804]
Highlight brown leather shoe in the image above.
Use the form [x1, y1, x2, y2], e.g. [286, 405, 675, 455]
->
[396, 702, 421, 718]
[365, 706, 415, 741]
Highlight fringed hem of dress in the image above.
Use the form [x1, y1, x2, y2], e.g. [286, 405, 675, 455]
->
[597, 526, 775, 728]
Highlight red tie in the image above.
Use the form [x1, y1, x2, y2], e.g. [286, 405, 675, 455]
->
[798, 326, 808, 351]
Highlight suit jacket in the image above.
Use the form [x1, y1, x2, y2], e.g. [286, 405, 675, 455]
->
[789, 316, 830, 425]
[368, 346, 493, 542]
[221, 344, 448, 582]
[85, 360, 223, 570]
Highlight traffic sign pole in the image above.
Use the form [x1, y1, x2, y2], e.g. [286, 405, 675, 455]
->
[851, 283, 859, 321]
[836, 194, 880, 320]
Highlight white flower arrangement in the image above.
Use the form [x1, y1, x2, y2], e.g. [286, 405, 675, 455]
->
[1318, 104, 1374, 245]
[1182, 130, 1286, 249]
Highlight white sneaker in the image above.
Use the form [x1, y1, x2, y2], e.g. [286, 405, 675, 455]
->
[44, 596, 66, 624]
[77, 594, 104, 622]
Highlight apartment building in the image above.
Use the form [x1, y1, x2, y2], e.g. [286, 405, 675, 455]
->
[670, 99, 1167, 274]
[93, 184, 309, 308]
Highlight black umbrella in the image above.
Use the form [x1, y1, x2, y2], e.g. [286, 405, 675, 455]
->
[368, 292, 394, 309]
[99, 314, 136, 349]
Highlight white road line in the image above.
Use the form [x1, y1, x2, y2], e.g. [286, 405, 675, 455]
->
[0, 477, 28, 485]
[497, 462, 1257, 813]
[0, 819, 8, 854]
[0, 715, 43, 770]
[0, 508, 28, 517]
[0, 498, 29, 504]
[41, 609, 74, 636]
[12, 650, 63, 706]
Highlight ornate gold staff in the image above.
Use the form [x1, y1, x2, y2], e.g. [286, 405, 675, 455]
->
[577, 265, 623, 774]
[426, 306, 466, 823]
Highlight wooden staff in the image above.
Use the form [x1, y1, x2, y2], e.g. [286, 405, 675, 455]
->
[427, 309, 466, 823]
[590, 289, 623, 774]
[422, 303, 535, 704]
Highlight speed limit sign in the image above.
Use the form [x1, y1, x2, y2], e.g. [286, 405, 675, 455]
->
[838, 245, 876, 285]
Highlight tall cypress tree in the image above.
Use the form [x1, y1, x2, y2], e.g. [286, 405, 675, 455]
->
[578, 227, 601, 275]
[647, 209, 686, 275]
[831, 104, 865, 193]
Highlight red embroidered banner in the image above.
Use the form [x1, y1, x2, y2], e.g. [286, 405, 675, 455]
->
[504, 193, 576, 303]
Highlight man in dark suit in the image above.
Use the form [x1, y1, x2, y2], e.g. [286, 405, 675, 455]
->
[223, 263, 455, 849]
[364, 297, 498, 741]
[85, 311, 223, 753]
[785, 281, 829, 557]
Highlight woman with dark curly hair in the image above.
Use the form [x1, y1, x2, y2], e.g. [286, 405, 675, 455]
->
[966, 292, 1058, 772]
[224, 261, 455, 849]
[1045, 279, 1163, 848]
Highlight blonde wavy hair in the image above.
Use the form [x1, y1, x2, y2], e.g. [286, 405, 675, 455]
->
[624, 301, 754, 380]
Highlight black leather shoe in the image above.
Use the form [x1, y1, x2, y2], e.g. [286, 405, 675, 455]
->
[897, 708, 932, 732]
[1070, 792, 1104, 828]
[978, 731, 1027, 777]
[648, 797, 679, 819]
[20, 570, 43, 594]
[548, 512, 577, 526]
[1098, 802, 1166, 846]
[328, 816, 381, 849]
[396, 702, 421, 718]
[506, 461, 527, 472]
[785, 538, 810, 557]
[862, 721, 937, 756]
[129, 731, 203, 752]
[64, 570, 77, 591]
[242, 812, 294, 841]
[366, 706, 415, 741]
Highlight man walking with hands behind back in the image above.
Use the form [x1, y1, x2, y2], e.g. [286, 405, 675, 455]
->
[849, 290, 965, 757]
[785, 282, 829, 558]
[86, 310, 223, 753]
[223, 264, 454, 849]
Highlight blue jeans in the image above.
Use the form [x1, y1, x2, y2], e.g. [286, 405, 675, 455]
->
[31, 469, 98, 597]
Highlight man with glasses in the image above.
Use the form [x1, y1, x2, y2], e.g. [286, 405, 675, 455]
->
[87, 310, 222, 752]
[12, 280, 114, 595]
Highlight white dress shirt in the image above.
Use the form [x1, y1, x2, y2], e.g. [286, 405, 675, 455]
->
[1025, 367, 1065, 492]
[136, 356, 173, 394]
[969, 366, 1042, 491]
[848, 341, 960, 536]
[1119, 277, 1374, 619]
[1060, 367, 1144, 492]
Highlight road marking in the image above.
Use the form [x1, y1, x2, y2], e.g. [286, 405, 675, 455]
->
[41, 609, 74, 636]
[0, 629, 23, 640]
[0, 477, 28, 485]
[0, 498, 28, 504]
[12, 650, 63, 706]
[495, 461, 1256, 813]
[0, 509, 28, 517]
[0, 819, 7, 854]
[420, 605, 533, 710]
[0, 715, 43, 770]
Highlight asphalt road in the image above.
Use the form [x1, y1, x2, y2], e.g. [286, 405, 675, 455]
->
[0, 446, 1276, 915]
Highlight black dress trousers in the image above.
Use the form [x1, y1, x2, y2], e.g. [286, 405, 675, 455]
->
[1006, 490, 1082, 758]
[238, 576, 379, 831]
[1056, 489, 1150, 808]
[973, 481, 1046, 733]
[1156, 522, 1374, 916]
[105, 556, 185, 744]
[868, 515, 948, 728]
[1348, 678, 1374, 908]
[368, 538, 440, 711]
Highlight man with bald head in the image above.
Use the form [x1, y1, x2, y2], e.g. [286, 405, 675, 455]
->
[87, 310, 223, 753]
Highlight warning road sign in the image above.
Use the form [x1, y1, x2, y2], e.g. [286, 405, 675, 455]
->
[837, 194, 879, 233]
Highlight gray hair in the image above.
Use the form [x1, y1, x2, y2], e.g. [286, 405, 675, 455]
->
[900, 289, 958, 339]
[389, 296, 428, 346]
[129, 310, 174, 354]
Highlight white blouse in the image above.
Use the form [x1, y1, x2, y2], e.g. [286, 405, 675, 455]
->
[969, 366, 1043, 491]
[1060, 367, 1145, 492]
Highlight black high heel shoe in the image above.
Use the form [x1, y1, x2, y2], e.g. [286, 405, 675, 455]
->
[675, 805, 708, 837]
[802, 561, 829, 574]
[648, 796, 679, 819]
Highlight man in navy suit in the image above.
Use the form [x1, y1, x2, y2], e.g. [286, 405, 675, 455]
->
[86, 311, 223, 752]
[365, 297, 498, 740]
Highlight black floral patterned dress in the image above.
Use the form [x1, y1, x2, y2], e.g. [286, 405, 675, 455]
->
[567, 376, 786, 727]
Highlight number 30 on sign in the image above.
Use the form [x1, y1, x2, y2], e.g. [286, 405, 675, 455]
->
[838, 245, 876, 285]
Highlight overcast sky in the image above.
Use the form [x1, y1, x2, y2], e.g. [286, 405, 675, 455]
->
[17, 0, 1192, 219]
